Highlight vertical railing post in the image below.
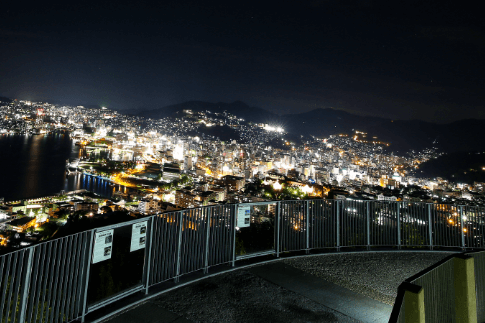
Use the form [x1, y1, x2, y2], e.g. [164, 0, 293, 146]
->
[232, 204, 237, 267]
[306, 200, 310, 254]
[204, 207, 212, 274]
[428, 204, 433, 250]
[460, 205, 466, 250]
[366, 201, 371, 251]
[276, 201, 280, 258]
[18, 247, 34, 323]
[144, 216, 155, 294]
[336, 200, 340, 251]
[453, 255, 477, 322]
[397, 202, 401, 250]
[402, 282, 425, 323]
[175, 211, 184, 282]
[81, 230, 95, 323]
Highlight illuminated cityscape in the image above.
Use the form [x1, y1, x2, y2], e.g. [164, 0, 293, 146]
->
[0, 2, 484, 322]
[0, 98, 484, 248]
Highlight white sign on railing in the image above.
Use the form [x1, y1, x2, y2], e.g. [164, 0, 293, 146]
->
[237, 206, 251, 228]
[92, 229, 114, 263]
[130, 221, 148, 252]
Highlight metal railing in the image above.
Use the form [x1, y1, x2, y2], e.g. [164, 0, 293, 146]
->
[388, 251, 485, 323]
[1, 200, 484, 322]
[0, 231, 91, 323]
[467, 250, 485, 322]
[410, 258, 456, 322]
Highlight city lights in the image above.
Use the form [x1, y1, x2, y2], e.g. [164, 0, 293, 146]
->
[0, 96, 483, 249]
[173, 144, 183, 160]
[263, 125, 284, 133]
[301, 185, 313, 194]
[273, 181, 283, 190]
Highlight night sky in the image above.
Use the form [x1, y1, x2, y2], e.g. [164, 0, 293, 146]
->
[1, 1, 484, 123]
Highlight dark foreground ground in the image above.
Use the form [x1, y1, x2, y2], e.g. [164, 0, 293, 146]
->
[103, 251, 454, 323]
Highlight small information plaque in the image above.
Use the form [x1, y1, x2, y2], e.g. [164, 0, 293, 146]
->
[237, 206, 251, 228]
[92, 229, 114, 264]
[130, 221, 148, 252]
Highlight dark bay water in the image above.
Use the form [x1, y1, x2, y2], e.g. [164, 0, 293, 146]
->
[0, 134, 121, 201]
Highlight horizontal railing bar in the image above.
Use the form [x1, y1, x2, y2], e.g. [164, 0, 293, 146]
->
[93, 217, 150, 232]
[88, 285, 144, 312]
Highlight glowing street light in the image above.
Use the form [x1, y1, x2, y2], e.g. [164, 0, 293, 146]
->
[273, 181, 282, 190]
[301, 185, 313, 194]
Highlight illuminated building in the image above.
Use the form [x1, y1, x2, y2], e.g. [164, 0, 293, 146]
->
[175, 189, 196, 208]
[222, 175, 245, 192]
[5, 217, 37, 233]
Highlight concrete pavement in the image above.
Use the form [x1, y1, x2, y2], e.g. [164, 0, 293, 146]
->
[104, 261, 391, 323]
[249, 262, 392, 323]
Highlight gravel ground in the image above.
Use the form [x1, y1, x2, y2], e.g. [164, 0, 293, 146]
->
[284, 251, 455, 305]
[104, 251, 455, 322]
[153, 269, 360, 323]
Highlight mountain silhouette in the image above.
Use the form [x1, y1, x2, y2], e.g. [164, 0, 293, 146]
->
[4, 94, 481, 153]
[139, 101, 485, 153]
[139, 100, 279, 124]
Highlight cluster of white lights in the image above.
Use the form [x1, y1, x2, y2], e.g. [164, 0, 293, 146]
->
[263, 125, 284, 133]
[301, 185, 313, 194]
[173, 144, 183, 161]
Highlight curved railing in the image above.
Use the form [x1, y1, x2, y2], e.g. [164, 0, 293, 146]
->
[0, 200, 484, 322]
[389, 250, 485, 322]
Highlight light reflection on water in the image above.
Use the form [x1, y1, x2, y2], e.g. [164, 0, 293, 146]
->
[63, 173, 134, 199]
[0, 134, 130, 201]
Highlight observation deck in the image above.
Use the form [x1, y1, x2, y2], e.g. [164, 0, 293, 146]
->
[0, 200, 484, 322]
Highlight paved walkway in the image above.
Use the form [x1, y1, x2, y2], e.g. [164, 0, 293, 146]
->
[102, 302, 192, 323]
[104, 261, 391, 323]
[249, 262, 392, 323]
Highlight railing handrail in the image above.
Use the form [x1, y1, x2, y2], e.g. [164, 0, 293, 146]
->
[1, 199, 484, 323]
[2, 199, 484, 254]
